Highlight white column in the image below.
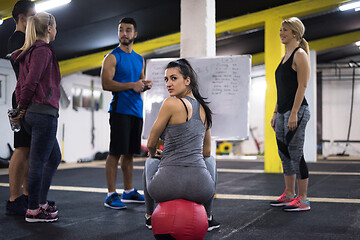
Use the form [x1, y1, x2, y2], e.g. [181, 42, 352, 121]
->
[181, 0, 216, 155]
[304, 50, 317, 162]
[180, 0, 216, 58]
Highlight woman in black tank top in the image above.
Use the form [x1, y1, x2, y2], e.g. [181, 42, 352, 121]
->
[270, 17, 312, 212]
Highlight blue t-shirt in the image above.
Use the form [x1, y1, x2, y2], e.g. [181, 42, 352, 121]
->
[108, 47, 143, 118]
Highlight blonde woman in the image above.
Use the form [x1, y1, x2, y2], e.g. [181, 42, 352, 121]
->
[270, 17, 311, 211]
[12, 12, 61, 222]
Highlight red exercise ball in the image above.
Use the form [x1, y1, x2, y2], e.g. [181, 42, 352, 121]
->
[152, 199, 208, 240]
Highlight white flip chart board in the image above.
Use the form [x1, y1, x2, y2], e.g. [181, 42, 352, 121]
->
[143, 55, 251, 140]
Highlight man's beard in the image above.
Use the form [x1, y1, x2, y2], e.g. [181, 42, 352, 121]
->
[120, 37, 134, 46]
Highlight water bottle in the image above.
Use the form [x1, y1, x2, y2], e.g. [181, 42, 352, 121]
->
[8, 109, 21, 132]
[77, 157, 93, 163]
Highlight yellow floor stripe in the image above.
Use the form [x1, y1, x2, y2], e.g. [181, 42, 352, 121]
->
[0, 183, 359, 204]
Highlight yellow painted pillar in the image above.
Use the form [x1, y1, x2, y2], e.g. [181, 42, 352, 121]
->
[264, 17, 285, 173]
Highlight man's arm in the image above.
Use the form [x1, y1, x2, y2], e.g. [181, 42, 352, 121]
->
[140, 58, 145, 79]
[141, 58, 153, 91]
[101, 53, 144, 92]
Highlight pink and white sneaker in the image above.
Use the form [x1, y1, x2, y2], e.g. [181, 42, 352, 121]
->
[270, 190, 296, 207]
[25, 208, 58, 223]
[283, 196, 311, 212]
[41, 201, 58, 214]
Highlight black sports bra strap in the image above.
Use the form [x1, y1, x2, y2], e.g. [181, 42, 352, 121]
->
[179, 98, 188, 121]
[283, 47, 301, 65]
[290, 47, 301, 58]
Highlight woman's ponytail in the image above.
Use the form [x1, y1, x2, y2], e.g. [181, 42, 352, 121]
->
[19, 15, 37, 55]
[299, 37, 309, 55]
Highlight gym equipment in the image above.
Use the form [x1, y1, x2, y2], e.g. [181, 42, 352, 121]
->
[152, 199, 208, 240]
[216, 141, 232, 155]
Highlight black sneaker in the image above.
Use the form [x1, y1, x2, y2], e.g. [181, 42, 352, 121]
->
[145, 215, 152, 229]
[6, 195, 27, 216]
[208, 216, 220, 231]
[41, 202, 58, 214]
[25, 208, 58, 223]
[47, 200, 56, 206]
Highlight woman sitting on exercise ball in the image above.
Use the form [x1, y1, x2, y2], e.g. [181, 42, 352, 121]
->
[144, 59, 219, 231]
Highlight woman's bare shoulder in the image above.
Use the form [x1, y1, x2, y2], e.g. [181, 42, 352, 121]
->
[294, 48, 308, 59]
[160, 97, 181, 111]
[162, 97, 180, 106]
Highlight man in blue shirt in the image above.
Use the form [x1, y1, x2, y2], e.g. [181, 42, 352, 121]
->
[101, 17, 152, 209]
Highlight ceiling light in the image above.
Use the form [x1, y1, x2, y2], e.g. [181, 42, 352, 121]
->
[35, 0, 72, 12]
[339, 1, 360, 11]
[0, 18, 3, 25]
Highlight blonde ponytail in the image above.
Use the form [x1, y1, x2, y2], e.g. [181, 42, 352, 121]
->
[18, 12, 54, 57]
[299, 38, 309, 55]
[20, 16, 37, 54]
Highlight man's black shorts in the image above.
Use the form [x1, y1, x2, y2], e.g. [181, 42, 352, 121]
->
[12, 91, 31, 148]
[109, 113, 143, 156]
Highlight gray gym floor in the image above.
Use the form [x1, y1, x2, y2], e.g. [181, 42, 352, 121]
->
[0, 157, 359, 240]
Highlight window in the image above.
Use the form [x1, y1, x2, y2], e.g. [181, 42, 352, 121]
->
[71, 84, 103, 111]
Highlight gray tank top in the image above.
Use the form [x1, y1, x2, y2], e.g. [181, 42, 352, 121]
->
[159, 96, 207, 168]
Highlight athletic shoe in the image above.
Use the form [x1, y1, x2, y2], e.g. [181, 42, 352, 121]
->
[42, 202, 58, 214]
[145, 215, 152, 229]
[47, 200, 56, 206]
[6, 195, 27, 216]
[208, 216, 220, 231]
[25, 208, 58, 223]
[121, 188, 145, 203]
[104, 193, 127, 209]
[270, 190, 296, 207]
[283, 196, 311, 212]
